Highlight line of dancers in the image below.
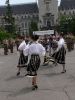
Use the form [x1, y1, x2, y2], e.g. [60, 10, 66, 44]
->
[16, 32, 66, 90]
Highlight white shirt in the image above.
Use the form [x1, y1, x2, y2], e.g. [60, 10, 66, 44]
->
[56, 38, 65, 52]
[23, 42, 46, 56]
[18, 40, 26, 51]
[58, 38, 65, 46]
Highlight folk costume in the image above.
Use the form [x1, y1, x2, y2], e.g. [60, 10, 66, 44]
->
[17, 40, 28, 76]
[52, 38, 66, 64]
[23, 41, 46, 76]
[23, 35, 46, 90]
[52, 37, 66, 73]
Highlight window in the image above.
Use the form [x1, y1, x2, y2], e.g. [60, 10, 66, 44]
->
[16, 16, 19, 20]
[21, 23, 24, 27]
[33, 14, 35, 18]
[26, 15, 28, 18]
[28, 15, 30, 18]
[44, 0, 51, 3]
[73, 11, 74, 14]
[25, 22, 27, 28]
[21, 16, 24, 19]
[69, 11, 71, 15]
[64, 12, 66, 15]
[46, 2, 50, 12]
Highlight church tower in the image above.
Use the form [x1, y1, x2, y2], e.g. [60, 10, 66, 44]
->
[38, 0, 58, 29]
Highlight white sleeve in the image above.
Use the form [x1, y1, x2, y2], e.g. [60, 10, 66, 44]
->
[40, 44, 46, 56]
[23, 45, 29, 56]
[56, 44, 61, 52]
[18, 41, 26, 51]
[56, 39, 65, 52]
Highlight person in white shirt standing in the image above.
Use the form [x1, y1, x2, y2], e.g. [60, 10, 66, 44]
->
[23, 34, 46, 90]
[17, 37, 28, 76]
[52, 33, 66, 73]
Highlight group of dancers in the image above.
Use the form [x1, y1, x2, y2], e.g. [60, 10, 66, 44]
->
[16, 32, 66, 90]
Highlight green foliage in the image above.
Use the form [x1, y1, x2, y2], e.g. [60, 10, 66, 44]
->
[0, 27, 16, 41]
[0, 31, 10, 41]
[29, 21, 38, 36]
[4, 3, 16, 34]
[59, 15, 75, 35]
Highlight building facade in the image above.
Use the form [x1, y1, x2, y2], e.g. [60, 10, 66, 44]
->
[38, 0, 58, 29]
[59, 0, 75, 16]
[0, 3, 39, 35]
[0, 0, 58, 34]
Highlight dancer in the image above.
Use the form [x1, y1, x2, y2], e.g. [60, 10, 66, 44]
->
[52, 33, 66, 73]
[23, 34, 46, 90]
[17, 37, 28, 76]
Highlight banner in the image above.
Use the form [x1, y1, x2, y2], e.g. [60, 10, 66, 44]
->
[33, 30, 54, 35]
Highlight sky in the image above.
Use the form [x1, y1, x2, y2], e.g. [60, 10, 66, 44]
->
[0, 0, 61, 6]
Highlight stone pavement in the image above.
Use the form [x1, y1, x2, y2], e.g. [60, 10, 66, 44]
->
[0, 48, 75, 100]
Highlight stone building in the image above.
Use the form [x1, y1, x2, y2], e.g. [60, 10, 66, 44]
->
[38, 0, 58, 29]
[0, 0, 58, 34]
[0, 3, 39, 35]
[59, 0, 75, 16]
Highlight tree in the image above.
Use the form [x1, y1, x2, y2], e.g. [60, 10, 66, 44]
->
[59, 15, 68, 33]
[70, 16, 75, 34]
[29, 21, 38, 36]
[4, 0, 16, 34]
[0, 27, 11, 41]
[59, 15, 75, 35]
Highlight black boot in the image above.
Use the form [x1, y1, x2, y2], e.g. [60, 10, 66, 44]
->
[16, 72, 20, 76]
[32, 85, 38, 90]
[61, 70, 66, 73]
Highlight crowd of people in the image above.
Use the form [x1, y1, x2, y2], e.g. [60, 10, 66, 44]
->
[2, 38, 15, 55]
[16, 32, 69, 90]
[65, 33, 75, 52]
[0, 32, 75, 90]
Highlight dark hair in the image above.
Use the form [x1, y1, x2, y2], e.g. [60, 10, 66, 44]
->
[30, 34, 39, 41]
[60, 32, 64, 37]
[19, 36, 25, 40]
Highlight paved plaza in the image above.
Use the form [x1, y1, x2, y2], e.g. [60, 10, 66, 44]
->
[0, 48, 75, 100]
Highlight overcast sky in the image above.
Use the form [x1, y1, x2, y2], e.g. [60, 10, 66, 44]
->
[0, 0, 61, 6]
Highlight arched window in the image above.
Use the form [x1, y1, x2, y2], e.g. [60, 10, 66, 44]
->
[46, 2, 50, 12]
[69, 11, 71, 15]
[64, 12, 66, 15]
[21, 23, 24, 27]
[73, 11, 74, 14]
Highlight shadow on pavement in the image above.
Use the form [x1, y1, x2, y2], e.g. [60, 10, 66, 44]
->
[8, 87, 33, 97]
[44, 72, 63, 77]
[5, 75, 25, 81]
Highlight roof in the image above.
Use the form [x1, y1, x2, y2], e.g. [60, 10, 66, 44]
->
[0, 3, 38, 16]
[59, 0, 75, 10]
